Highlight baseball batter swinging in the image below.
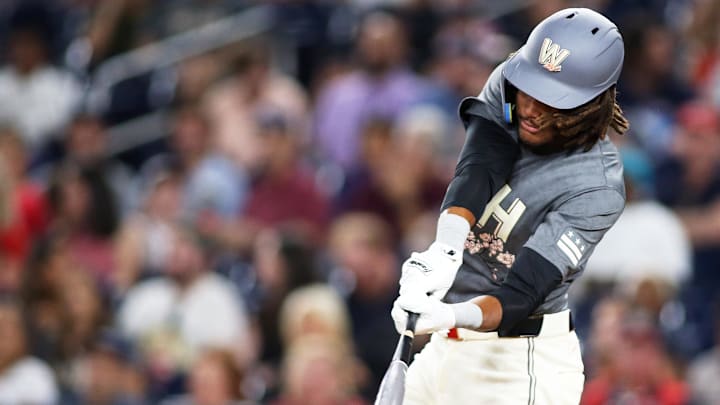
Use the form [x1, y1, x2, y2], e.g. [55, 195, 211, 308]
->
[391, 8, 629, 404]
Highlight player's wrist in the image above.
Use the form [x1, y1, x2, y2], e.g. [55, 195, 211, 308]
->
[434, 211, 471, 256]
[450, 301, 484, 330]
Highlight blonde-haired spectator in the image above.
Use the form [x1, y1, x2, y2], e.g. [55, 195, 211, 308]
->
[271, 336, 367, 405]
[278, 284, 351, 349]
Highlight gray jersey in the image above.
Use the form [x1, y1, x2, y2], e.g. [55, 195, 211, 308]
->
[445, 63, 626, 315]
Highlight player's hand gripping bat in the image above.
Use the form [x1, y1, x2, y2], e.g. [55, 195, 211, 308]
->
[374, 311, 420, 405]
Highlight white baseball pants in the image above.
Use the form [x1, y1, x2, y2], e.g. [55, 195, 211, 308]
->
[404, 310, 584, 405]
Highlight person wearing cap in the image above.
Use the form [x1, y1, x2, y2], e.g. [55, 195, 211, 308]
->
[390, 8, 630, 404]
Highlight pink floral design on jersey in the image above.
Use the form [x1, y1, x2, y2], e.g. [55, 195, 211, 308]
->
[465, 232, 515, 269]
[496, 252, 515, 268]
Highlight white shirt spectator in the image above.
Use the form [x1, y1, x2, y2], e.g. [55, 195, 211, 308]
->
[117, 272, 250, 358]
[0, 66, 82, 149]
[585, 200, 691, 285]
[0, 357, 59, 405]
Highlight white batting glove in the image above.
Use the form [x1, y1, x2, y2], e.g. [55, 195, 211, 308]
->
[399, 241, 462, 300]
[391, 293, 456, 335]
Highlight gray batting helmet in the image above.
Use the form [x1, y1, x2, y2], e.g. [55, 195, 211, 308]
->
[502, 8, 624, 111]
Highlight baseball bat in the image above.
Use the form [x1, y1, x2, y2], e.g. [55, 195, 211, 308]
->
[373, 311, 420, 405]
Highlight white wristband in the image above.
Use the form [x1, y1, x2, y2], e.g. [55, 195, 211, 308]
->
[436, 211, 471, 253]
[450, 301, 484, 330]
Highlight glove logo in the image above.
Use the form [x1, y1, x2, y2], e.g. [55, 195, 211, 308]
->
[408, 259, 431, 273]
[444, 249, 456, 256]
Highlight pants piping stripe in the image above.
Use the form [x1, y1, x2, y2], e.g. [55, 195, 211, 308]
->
[527, 337, 536, 405]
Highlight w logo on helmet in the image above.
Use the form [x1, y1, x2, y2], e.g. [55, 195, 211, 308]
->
[538, 38, 570, 72]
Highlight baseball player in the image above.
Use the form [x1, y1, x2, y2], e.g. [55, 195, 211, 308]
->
[391, 8, 629, 404]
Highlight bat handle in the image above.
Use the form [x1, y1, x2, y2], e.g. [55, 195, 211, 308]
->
[399, 311, 419, 364]
[406, 311, 419, 333]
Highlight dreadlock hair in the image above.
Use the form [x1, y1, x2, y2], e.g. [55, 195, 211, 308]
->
[537, 86, 630, 152]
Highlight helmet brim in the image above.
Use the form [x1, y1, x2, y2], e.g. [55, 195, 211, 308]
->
[502, 47, 609, 110]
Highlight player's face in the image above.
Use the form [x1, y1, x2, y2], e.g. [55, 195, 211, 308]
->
[516, 90, 558, 147]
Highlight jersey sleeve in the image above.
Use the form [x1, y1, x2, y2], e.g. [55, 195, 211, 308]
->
[524, 188, 625, 280]
[441, 62, 520, 218]
[458, 62, 518, 142]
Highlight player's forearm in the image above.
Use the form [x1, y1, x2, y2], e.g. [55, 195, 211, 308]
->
[447, 295, 501, 332]
[471, 295, 503, 330]
[452, 248, 563, 333]
[445, 206, 475, 226]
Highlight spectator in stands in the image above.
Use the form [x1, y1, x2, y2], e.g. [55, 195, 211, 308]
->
[64, 114, 137, 215]
[682, 0, 720, 109]
[617, 15, 695, 158]
[174, 55, 226, 107]
[0, 296, 59, 404]
[687, 317, 720, 404]
[326, 213, 399, 397]
[144, 103, 247, 222]
[270, 336, 367, 405]
[33, 114, 137, 216]
[278, 284, 352, 354]
[20, 232, 75, 368]
[582, 313, 689, 405]
[654, 101, 720, 352]
[0, 3, 82, 153]
[114, 168, 183, 293]
[337, 105, 448, 237]
[58, 269, 109, 369]
[249, 230, 319, 366]
[584, 148, 691, 288]
[198, 109, 329, 252]
[426, 14, 516, 116]
[313, 9, 430, 169]
[0, 127, 48, 289]
[19, 231, 112, 401]
[117, 222, 253, 396]
[241, 110, 328, 239]
[203, 45, 309, 172]
[162, 347, 255, 405]
[269, 283, 362, 400]
[71, 331, 148, 405]
[47, 163, 119, 285]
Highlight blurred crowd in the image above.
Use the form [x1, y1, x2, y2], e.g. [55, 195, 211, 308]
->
[0, 0, 720, 404]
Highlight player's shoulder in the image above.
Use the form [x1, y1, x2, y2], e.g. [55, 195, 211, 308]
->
[521, 136, 625, 207]
[458, 62, 517, 137]
[561, 137, 626, 204]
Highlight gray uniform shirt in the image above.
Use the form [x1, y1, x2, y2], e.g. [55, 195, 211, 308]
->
[445, 63, 626, 316]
